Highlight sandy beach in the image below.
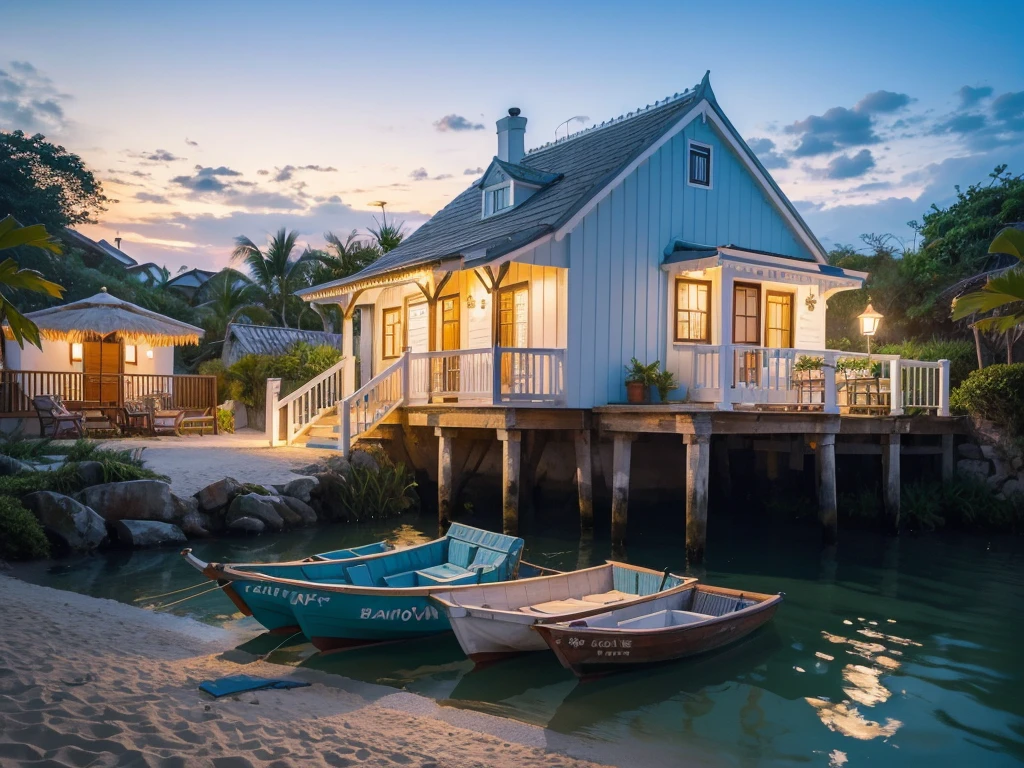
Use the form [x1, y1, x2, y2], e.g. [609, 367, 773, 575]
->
[0, 575, 608, 768]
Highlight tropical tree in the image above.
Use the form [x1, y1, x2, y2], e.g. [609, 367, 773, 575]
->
[0, 216, 65, 350]
[952, 228, 1024, 362]
[194, 269, 272, 339]
[368, 217, 405, 254]
[308, 229, 380, 283]
[231, 227, 315, 328]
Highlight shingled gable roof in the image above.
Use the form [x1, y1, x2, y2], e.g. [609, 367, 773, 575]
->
[300, 73, 823, 300]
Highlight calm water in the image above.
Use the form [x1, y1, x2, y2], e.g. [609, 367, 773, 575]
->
[13, 508, 1024, 767]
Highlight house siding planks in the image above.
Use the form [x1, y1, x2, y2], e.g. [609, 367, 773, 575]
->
[565, 116, 814, 407]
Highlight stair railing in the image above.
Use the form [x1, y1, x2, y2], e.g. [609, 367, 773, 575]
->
[337, 349, 410, 456]
[266, 356, 346, 446]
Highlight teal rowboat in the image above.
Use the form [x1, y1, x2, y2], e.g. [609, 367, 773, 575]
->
[182, 524, 542, 648]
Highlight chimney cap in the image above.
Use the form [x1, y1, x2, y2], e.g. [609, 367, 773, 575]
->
[508, 107, 521, 117]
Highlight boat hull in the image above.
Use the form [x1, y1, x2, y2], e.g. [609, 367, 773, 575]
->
[449, 613, 550, 660]
[535, 600, 780, 678]
[291, 589, 452, 646]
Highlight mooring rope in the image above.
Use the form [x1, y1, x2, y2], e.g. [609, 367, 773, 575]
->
[151, 585, 223, 610]
[134, 580, 211, 603]
[261, 631, 305, 659]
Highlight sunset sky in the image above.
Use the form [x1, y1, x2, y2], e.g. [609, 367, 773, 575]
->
[4, 0, 1022, 273]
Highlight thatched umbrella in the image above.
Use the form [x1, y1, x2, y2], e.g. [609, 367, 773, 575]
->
[4, 288, 204, 346]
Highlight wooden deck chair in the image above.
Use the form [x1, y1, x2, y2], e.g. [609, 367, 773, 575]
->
[33, 395, 86, 439]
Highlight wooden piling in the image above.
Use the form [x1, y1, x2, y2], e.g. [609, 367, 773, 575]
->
[435, 428, 457, 530]
[816, 433, 838, 545]
[789, 436, 805, 472]
[684, 433, 711, 565]
[941, 433, 955, 483]
[713, 438, 731, 500]
[574, 430, 594, 532]
[610, 433, 635, 550]
[882, 433, 901, 531]
[497, 429, 521, 536]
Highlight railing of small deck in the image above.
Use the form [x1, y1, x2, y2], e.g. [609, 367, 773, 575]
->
[0, 370, 217, 414]
[271, 357, 345, 445]
[408, 348, 493, 403]
[493, 347, 566, 405]
[338, 352, 409, 456]
[682, 345, 949, 416]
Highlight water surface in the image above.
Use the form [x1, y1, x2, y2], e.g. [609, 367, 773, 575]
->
[14, 509, 1024, 767]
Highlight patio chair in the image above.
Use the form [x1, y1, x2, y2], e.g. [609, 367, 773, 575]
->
[33, 395, 86, 439]
[118, 399, 154, 436]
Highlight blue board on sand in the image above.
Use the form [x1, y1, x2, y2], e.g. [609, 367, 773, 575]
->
[198, 674, 310, 698]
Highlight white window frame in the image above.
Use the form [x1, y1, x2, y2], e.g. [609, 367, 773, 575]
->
[481, 181, 514, 218]
[687, 139, 713, 190]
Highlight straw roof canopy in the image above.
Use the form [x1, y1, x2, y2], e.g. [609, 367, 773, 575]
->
[4, 289, 205, 346]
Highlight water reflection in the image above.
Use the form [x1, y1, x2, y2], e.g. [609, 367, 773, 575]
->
[11, 513, 1024, 766]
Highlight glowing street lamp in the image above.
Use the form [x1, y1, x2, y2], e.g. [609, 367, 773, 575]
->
[858, 302, 883, 354]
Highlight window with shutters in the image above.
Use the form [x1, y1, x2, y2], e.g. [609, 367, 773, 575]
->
[688, 140, 712, 188]
[674, 278, 711, 343]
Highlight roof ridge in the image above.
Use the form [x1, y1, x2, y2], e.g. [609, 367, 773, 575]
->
[526, 79, 703, 157]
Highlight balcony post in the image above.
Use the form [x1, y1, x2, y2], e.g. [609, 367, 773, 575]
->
[889, 358, 904, 415]
[718, 345, 734, 410]
[492, 344, 502, 406]
[342, 312, 356, 398]
[823, 352, 839, 414]
[339, 399, 351, 457]
[265, 378, 282, 447]
[497, 428, 521, 536]
[937, 359, 950, 417]
[436, 427, 458, 530]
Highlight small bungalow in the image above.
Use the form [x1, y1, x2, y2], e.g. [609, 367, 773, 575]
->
[1, 289, 217, 425]
[221, 323, 343, 366]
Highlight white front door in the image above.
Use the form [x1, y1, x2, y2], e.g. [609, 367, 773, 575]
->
[406, 301, 428, 353]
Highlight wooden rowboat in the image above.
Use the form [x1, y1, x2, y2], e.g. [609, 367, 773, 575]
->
[431, 562, 696, 665]
[532, 583, 782, 678]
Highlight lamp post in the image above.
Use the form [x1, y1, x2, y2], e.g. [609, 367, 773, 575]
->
[858, 302, 883, 355]
[369, 200, 388, 228]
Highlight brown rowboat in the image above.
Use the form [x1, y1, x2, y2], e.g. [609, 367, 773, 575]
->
[532, 583, 782, 678]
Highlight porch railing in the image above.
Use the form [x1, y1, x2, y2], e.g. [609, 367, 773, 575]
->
[684, 344, 950, 416]
[408, 348, 493, 402]
[338, 353, 409, 456]
[0, 370, 218, 416]
[270, 357, 346, 445]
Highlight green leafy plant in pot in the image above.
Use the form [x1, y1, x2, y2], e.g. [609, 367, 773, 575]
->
[652, 368, 679, 403]
[624, 358, 661, 404]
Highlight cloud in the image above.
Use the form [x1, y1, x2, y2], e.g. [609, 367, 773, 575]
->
[992, 91, 1024, 128]
[271, 164, 338, 182]
[409, 167, 429, 181]
[824, 149, 876, 179]
[785, 106, 879, 156]
[170, 165, 245, 193]
[0, 60, 70, 133]
[746, 138, 788, 169]
[854, 90, 913, 114]
[185, 137, 199, 147]
[433, 114, 485, 132]
[135, 192, 171, 204]
[958, 86, 993, 109]
[464, 167, 484, 176]
[257, 169, 269, 175]
[146, 149, 178, 162]
[849, 180, 894, 193]
[931, 113, 987, 135]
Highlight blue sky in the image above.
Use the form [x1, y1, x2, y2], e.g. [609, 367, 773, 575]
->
[3, 0, 1022, 270]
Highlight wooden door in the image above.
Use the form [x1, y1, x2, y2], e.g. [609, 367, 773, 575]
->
[83, 341, 121, 404]
[498, 284, 529, 389]
[765, 291, 794, 348]
[732, 283, 761, 386]
[439, 294, 460, 393]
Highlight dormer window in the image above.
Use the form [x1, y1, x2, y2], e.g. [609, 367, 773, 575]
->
[488, 185, 510, 215]
[688, 140, 712, 188]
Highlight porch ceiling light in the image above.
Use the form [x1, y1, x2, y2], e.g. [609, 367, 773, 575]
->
[858, 303, 883, 337]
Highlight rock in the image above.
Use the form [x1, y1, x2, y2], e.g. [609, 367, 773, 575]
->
[277, 495, 317, 526]
[265, 496, 302, 527]
[227, 516, 265, 534]
[957, 459, 991, 480]
[23, 491, 106, 552]
[1002, 478, 1023, 497]
[1013, 457, 1023, 472]
[297, 462, 325, 476]
[349, 450, 379, 473]
[172, 493, 199, 519]
[226, 493, 284, 531]
[957, 444, 983, 460]
[311, 473, 351, 522]
[114, 520, 187, 548]
[180, 510, 212, 538]
[0, 454, 32, 476]
[81, 480, 177, 523]
[196, 477, 242, 513]
[74, 461, 106, 488]
[282, 476, 318, 503]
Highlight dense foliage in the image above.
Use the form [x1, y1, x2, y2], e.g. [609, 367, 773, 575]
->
[317, 449, 418, 521]
[902, 476, 1024, 532]
[226, 342, 343, 410]
[874, 339, 977, 388]
[0, 495, 50, 560]
[949, 363, 1024, 436]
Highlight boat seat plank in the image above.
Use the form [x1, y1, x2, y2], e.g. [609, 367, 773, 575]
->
[523, 598, 592, 615]
[580, 589, 631, 605]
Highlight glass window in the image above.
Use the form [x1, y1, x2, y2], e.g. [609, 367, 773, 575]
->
[689, 143, 711, 187]
[675, 279, 711, 342]
[733, 284, 760, 345]
[765, 292, 794, 348]
[382, 307, 402, 359]
[489, 185, 509, 214]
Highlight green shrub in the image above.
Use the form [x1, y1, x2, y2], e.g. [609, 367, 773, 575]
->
[318, 451, 418, 522]
[198, 359, 239, 402]
[0, 432, 54, 461]
[902, 475, 1024, 532]
[227, 342, 342, 411]
[0, 496, 50, 560]
[949, 363, 1024, 436]
[875, 338, 977, 388]
[217, 408, 235, 434]
[0, 444, 165, 498]
[240, 482, 270, 496]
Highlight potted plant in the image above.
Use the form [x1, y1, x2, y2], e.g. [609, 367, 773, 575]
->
[624, 358, 660, 404]
[652, 368, 679, 403]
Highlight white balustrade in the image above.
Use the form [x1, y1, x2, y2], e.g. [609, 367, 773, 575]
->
[339, 352, 408, 456]
[268, 357, 346, 445]
[494, 347, 566, 405]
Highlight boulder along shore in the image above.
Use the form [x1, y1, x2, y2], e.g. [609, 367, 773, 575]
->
[0, 576, 606, 768]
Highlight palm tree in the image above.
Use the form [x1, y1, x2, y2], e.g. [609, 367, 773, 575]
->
[194, 269, 272, 339]
[0, 216, 65, 350]
[368, 217, 405, 254]
[952, 228, 1024, 362]
[231, 227, 314, 328]
[307, 230, 380, 284]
